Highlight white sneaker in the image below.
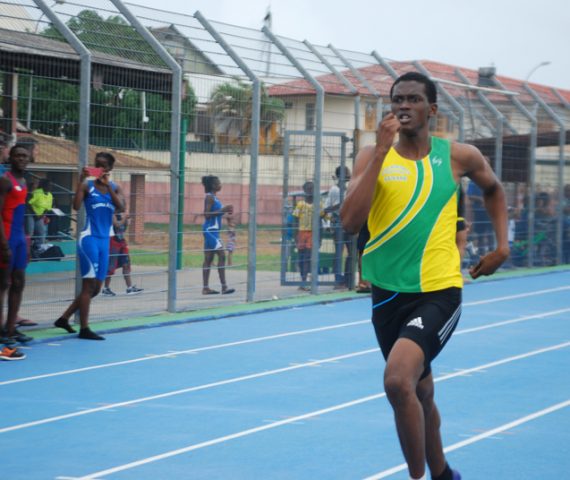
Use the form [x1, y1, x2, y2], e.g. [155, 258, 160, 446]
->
[126, 285, 143, 295]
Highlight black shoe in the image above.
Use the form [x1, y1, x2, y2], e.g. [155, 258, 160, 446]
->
[54, 317, 76, 334]
[12, 329, 33, 343]
[78, 328, 105, 340]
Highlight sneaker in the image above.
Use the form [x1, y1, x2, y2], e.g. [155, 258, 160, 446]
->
[12, 329, 33, 343]
[101, 287, 116, 297]
[452, 469, 462, 480]
[0, 346, 26, 361]
[126, 285, 143, 295]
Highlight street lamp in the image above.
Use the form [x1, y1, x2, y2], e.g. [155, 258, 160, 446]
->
[525, 61, 551, 83]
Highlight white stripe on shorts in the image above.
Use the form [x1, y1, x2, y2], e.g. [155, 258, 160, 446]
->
[438, 305, 461, 345]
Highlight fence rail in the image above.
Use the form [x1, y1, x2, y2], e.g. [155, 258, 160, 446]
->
[0, 0, 568, 328]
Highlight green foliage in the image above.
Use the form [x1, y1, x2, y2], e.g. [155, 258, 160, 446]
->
[209, 79, 284, 146]
[28, 9, 197, 148]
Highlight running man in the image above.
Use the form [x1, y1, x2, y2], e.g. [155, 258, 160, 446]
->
[341, 72, 509, 480]
[54, 152, 124, 340]
[0, 146, 34, 360]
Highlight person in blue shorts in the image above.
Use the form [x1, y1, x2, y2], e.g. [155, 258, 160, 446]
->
[0, 146, 33, 360]
[201, 175, 234, 295]
[54, 152, 124, 340]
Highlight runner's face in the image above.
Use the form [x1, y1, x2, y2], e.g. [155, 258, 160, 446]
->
[390, 81, 436, 132]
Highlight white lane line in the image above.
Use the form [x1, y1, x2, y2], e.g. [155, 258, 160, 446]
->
[3, 285, 569, 387]
[70, 341, 570, 480]
[0, 349, 378, 434]
[363, 399, 570, 479]
[454, 307, 570, 336]
[0, 320, 369, 386]
[2, 308, 569, 434]
[464, 285, 570, 306]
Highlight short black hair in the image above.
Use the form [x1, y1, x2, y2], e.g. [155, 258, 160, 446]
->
[9, 145, 30, 158]
[201, 175, 219, 193]
[95, 151, 116, 168]
[334, 165, 351, 179]
[302, 180, 314, 194]
[390, 72, 437, 104]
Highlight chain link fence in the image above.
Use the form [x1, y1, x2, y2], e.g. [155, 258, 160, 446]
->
[0, 0, 569, 327]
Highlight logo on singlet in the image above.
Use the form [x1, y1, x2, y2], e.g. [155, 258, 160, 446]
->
[431, 156, 443, 167]
[382, 165, 411, 182]
[407, 317, 424, 329]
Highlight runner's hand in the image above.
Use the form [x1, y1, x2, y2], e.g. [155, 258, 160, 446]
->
[375, 113, 400, 153]
[469, 249, 509, 279]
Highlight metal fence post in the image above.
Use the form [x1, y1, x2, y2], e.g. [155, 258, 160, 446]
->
[110, 0, 182, 312]
[492, 77, 538, 267]
[33, 0, 92, 306]
[413, 61, 465, 142]
[454, 69, 507, 180]
[304, 41, 360, 288]
[524, 84, 566, 264]
[329, 44, 383, 126]
[263, 27, 324, 294]
[327, 45, 385, 289]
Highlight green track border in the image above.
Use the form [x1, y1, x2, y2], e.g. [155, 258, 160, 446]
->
[30, 265, 570, 344]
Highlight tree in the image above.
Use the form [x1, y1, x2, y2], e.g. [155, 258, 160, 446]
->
[18, 10, 197, 149]
[209, 79, 284, 152]
[42, 10, 163, 67]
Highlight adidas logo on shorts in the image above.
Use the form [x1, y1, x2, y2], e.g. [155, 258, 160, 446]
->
[407, 317, 424, 329]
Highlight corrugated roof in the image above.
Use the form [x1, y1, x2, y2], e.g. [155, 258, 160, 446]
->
[0, 28, 171, 74]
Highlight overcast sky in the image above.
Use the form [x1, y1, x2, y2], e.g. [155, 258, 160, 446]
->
[127, 0, 570, 91]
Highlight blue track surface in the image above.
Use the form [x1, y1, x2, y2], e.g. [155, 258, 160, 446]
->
[1, 271, 569, 479]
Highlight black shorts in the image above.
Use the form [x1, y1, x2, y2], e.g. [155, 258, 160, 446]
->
[371, 285, 462, 378]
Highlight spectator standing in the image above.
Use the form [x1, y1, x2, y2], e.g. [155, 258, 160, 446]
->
[292, 180, 316, 291]
[201, 175, 235, 295]
[28, 178, 53, 250]
[101, 212, 143, 296]
[324, 165, 352, 288]
[0, 136, 37, 328]
[0, 146, 34, 359]
[54, 152, 124, 340]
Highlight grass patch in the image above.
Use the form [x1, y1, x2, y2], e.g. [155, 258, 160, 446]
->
[130, 250, 283, 271]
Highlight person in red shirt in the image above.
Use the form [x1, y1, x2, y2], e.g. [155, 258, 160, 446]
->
[0, 146, 33, 360]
